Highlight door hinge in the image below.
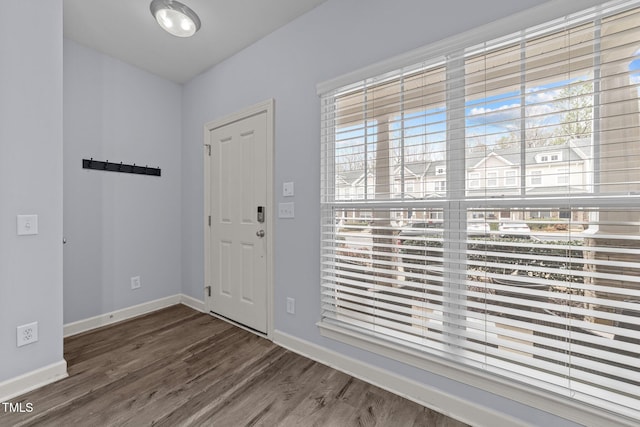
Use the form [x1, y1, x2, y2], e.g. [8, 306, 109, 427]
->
[205, 286, 211, 297]
[208, 215, 211, 226]
[205, 144, 211, 156]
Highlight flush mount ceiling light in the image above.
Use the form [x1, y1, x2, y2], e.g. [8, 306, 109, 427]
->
[150, 0, 201, 38]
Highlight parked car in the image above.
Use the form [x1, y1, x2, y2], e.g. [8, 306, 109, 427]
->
[398, 220, 490, 241]
[498, 222, 531, 238]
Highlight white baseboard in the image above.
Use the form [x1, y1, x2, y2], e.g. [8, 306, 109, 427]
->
[63, 294, 205, 337]
[180, 294, 205, 313]
[0, 360, 68, 403]
[273, 330, 527, 427]
[1, 295, 206, 402]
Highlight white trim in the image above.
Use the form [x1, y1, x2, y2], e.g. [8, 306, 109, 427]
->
[272, 330, 526, 427]
[317, 0, 608, 95]
[1, 296, 204, 402]
[315, 322, 638, 427]
[180, 294, 205, 313]
[63, 295, 182, 337]
[203, 99, 275, 339]
[0, 360, 67, 402]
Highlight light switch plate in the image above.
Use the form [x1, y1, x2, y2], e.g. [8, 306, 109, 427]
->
[278, 202, 295, 218]
[283, 182, 294, 197]
[17, 215, 38, 236]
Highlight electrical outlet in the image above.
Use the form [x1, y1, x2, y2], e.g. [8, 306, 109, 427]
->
[131, 276, 141, 290]
[17, 322, 38, 347]
[286, 297, 295, 314]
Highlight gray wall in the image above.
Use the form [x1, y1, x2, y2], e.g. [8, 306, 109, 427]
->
[180, 0, 602, 425]
[63, 40, 183, 324]
[0, 0, 64, 381]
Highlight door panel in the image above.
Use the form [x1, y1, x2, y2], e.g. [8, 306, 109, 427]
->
[220, 240, 232, 296]
[206, 111, 268, 333]
[241, 243, 254, 302]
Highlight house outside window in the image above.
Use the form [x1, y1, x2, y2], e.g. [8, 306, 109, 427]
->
[320, 1, 640, 424]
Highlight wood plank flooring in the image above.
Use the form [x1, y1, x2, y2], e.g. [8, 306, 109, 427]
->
[1, 305, 469, 427]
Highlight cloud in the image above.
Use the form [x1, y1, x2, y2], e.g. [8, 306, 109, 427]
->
[467, 103, 520, 129]
[526, 88, 560, 104]
[468, 103, 519, 116]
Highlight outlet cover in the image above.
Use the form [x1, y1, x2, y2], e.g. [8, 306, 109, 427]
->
[17, 322, 38, 347]
[131, 276, 141, 289]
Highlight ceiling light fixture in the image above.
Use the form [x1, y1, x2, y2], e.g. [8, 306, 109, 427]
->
[150, 0, 201, 38]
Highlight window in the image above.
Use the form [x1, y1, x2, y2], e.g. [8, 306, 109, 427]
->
[468, 172, 480, 188]
[320, 2, 640, 424]
[557, 168, 569, 185]
[405, 181, 415, 194]
[486, 171, 498, 187]
[435, 166, 446, 175]
[537, 152, 562, 163]
[530, 170, 542, 185]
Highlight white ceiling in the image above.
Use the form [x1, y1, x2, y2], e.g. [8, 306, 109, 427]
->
[64, 0, 327, 84]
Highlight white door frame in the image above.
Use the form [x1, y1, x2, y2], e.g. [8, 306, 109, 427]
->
[203, 99, 275, 339]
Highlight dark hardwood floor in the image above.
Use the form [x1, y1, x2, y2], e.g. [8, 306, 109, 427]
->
[1, 305, 469, 427]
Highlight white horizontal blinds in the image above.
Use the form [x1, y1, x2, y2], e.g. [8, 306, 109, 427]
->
[464, 25, 599, 198]
[600, 7, 640, 194]
[464, 6, 640, 199]
[459, 8, 640, 416]
[323, 208, 640, 389]
[331, 63, 447, 202]
[461, 207, 640, 415]
[320, 0, 640, 421]
[322, 207, 445, 347]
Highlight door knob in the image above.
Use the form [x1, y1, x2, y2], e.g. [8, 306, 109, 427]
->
[256, 230, 265, 238]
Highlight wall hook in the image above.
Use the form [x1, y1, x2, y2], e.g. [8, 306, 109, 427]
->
[82, 158, 161, 177]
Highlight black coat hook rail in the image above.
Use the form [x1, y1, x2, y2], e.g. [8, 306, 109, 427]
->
[82, 158, 161, 177]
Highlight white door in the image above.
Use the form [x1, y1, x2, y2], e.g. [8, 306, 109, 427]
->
[204, 104, 272, 335]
